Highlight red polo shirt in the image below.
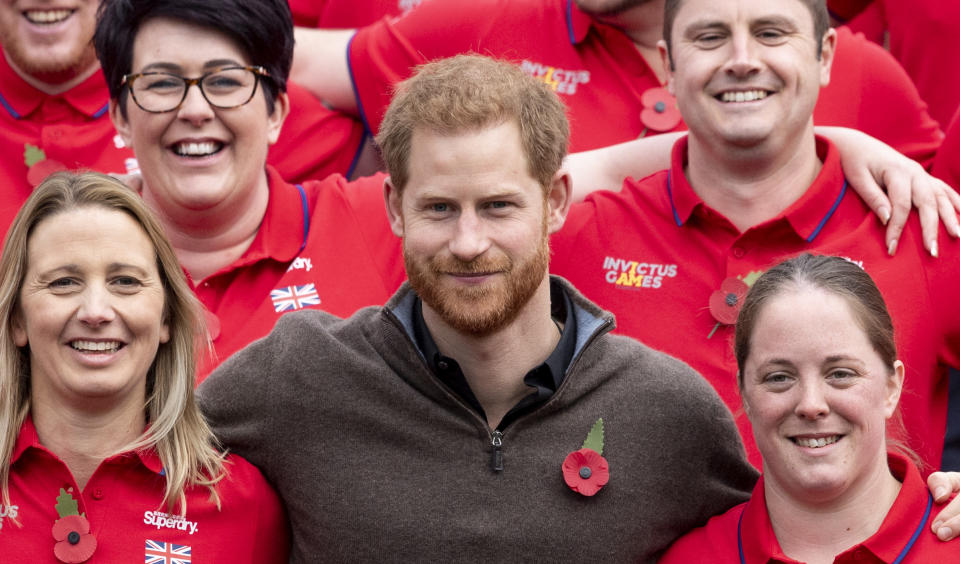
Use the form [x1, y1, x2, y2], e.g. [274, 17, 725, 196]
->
[289, 0, 422, 28]
[659, 452, 953, 563]
[1, 416, 289, 563]
[828, 0, 960, 128]
[194, 166, 405, 379]
[551, 137, 960, 469]
[0, 56, 135, 238]
[347, 0, 941, 164]
[933, 107, 960, 191]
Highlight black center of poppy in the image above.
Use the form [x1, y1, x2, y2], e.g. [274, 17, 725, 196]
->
[654, 101, 666, 113]
[725, 293, 738, 306]
[68, 531, 81, 545]
[579, 466, 592, 479]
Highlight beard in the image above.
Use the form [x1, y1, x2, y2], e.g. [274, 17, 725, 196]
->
[574, 0, 654, 17]
[405, 225, 551, 337]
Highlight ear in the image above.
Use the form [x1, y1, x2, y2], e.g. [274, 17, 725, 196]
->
[818, 28, 838, 88]
[384, 176, 404, 238]
[159, 317, 170, 345]
[884, 360, 905, 419]
[109, 99, 134, 149]
[12, 310, 27, 348]
[266, 91, 291, 146]
[545, 170, 573, 235]
[658, 39, 676, 96]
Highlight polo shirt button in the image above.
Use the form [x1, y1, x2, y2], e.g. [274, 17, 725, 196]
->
[732, 246, 746, 258]
[92, 488, 104, 500]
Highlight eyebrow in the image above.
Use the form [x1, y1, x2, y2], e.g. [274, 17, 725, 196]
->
[139, 58, 245, 74]
[38, 263, 152, 277]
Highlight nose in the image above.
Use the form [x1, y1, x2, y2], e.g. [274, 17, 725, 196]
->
[77, 286, 117, 327]
[724, 31, 761, 78]
[794, 378, 830, 420]
[176, 81, 215, 125]
[447, 209, 491, 261]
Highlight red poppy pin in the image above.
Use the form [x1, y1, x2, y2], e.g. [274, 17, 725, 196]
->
[707, 271, 764, 338]
[52, 488, 96, 563]
[562, 418, 609, 497]
[24, 143, 67, 188]
[639, 87, 682, 136]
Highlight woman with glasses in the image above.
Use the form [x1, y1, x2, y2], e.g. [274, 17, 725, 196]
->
[660, 254, 960, 563]
[0, 172, 288, 562]
[94, 0, 405, 379]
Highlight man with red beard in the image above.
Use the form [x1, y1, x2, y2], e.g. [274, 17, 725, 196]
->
[197, 54, 759, 562]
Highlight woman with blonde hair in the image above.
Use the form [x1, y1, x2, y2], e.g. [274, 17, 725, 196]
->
[661, 254, 959, 563]
[0, 172, 287, 563]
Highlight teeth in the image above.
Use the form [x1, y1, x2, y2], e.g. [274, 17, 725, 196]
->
[720, 90, 769, 103]
[71, 340, 121, 353]
[795, 435, 840, 448]
[173, 141, 221, 157]
[24, 10, 72, 24]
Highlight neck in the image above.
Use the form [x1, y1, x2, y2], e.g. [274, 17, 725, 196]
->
[685, 127, 821, 232]
[5, 51, 100, 96]
[590, 3, 666, 81]
[30, 392, 145, 490]
[764, 458, 902, 564]
[423, 276, 560, 429]
[141, 179, 269, 282]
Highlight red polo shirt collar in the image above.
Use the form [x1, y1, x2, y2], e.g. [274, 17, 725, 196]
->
[565, 0, 593, 44]
[13, 414, 164, 475]
[205, 166, 310, 277]
[0, 53, 111, 120]
[666, 135, 847, 242]
[740, 452, 931, 563]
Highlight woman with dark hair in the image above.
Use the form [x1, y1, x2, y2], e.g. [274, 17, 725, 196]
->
[0, 172, 287, 562]
[661, 254, 959, 563]
[94, 0, 404, 378]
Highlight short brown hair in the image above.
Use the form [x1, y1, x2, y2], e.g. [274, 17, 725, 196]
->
[662, 0, 830, 69]
[734, 253, 896, 388]
[377, 54, 570, 192]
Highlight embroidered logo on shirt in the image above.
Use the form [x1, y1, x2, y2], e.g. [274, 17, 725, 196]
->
[397, 0, 422, 12]
[271, 283, 322, 312]
[0, 504, 18, 530]
[143, 511, 199, 535]
[145, 540, 192, 563]
[286, 256, 313, 272]
[519, 60, 591, 95]
[602, 256, 677, 289]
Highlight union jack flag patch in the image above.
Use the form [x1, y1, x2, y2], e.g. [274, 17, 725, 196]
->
[145, 540, 192, 563]
[271, 283, 322, 312]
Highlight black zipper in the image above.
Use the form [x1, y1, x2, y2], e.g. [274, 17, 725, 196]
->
[490, 430, 504, 472]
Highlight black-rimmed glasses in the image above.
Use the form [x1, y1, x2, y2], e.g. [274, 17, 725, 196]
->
[121, 65, 271, 113]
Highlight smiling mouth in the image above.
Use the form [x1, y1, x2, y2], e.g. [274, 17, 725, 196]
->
[791, 435, 842, 448]
[24, 9, 74, 25]
[717, 90, 771, 103]
[172, 141, 224, 158]
[70, 340, 123, 354]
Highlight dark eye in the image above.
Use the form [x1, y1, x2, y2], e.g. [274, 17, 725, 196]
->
[49, 277, 78, 289]
[203, 74, 244, 91]
[140, 74, 184, 92]
[694, 32, 725, 47]
[756, 28, 788, 44]
[827, 369, 857, 382]
[430, 203, 449, 213]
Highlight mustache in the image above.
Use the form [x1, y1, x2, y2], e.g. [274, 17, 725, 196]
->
[427, 254, 512, 275]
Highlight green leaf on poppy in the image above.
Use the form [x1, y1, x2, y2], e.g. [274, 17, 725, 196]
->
[55, 488, 80, 518]
[739, 270, 764, 287]
[24, 144, 46, 168]
[582, 418, 604, 455]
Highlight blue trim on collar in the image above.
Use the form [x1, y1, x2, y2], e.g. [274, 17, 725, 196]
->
[92, 101, 110, 119]
[893, 492, 932, 564]
[345, 130, 368, 179]
[346, 32, 376, 139]
[806, 179, 846, 242]
[294, 184, 310, 253]
[666, 170, 683, 227]
[0, 91, 21, 119]
[565, 0, 577, 44]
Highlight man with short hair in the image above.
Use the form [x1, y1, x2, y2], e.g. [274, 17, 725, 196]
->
[197, 54, 758, 561]
[551, 0, 960, 474]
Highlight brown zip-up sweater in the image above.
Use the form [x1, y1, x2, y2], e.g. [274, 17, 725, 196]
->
[198, 278, 757, 562]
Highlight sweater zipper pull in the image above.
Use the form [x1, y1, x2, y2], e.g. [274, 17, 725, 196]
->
[490, 430, 504, 472]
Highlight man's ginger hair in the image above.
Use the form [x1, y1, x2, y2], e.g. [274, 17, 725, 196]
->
[377, 54, 570, 193]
